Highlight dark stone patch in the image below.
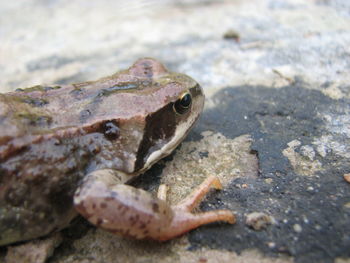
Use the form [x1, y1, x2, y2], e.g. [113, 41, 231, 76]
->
[188, 83, 350, 263]
[100, 203, 107, 209]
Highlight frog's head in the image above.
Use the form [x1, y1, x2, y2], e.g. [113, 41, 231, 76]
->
[129, 58, 205, 174]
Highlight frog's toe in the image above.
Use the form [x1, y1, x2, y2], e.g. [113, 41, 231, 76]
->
[156, 176, 235, 241]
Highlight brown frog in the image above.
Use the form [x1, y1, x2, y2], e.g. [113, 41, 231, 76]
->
[0, 58, 235, 245]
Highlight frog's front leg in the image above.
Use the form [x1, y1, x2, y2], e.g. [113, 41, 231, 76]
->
[74, 169, 235, 241]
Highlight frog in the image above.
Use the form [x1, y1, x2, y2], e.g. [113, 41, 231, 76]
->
[0, 58, 235, 246]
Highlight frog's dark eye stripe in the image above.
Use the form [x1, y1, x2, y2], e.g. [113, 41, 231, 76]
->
[173, 92, 192, 115]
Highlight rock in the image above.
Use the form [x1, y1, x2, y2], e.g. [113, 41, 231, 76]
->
[5, 233, 62, 263]
[293, 224, 302, 233]
[246, 212, 275, 231]
[223, 29, 240, 42]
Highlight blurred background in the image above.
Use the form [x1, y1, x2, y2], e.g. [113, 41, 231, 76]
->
[1, 0, 349, 96]
[1, 1, 349, 263]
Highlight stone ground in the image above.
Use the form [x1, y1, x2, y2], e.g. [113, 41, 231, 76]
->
[0, 0, 350, 262]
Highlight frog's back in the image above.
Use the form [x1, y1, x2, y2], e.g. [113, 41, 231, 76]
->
[0, 73, 145, 245]
[0, 87, 84, 245]
[0, 58, 203, 246]
[0, 78, 151, 245]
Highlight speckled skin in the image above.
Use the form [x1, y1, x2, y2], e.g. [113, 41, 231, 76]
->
[74, 171, 235, 241]
[0, 58, 233, 245]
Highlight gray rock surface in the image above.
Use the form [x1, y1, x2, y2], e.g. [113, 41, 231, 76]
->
[1, 0, 350, 262]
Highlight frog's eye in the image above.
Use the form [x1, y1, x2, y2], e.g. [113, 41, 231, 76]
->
[174, 92, 192, 115]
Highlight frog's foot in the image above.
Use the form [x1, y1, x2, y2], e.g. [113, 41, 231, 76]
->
[74, 170, 235, 242]
[156, 176, 236, 241]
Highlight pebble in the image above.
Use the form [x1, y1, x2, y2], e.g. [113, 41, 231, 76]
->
[265, 178, 273, 184]
[245, 212, 274, 230]
[293, 224, 302, 233]
[223, 29, 240, 42]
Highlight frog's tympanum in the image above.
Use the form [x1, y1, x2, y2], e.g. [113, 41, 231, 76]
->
[0, 58, 235, 245]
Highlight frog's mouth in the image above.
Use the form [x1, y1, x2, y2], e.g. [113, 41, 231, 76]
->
[135, 84, 204, 174]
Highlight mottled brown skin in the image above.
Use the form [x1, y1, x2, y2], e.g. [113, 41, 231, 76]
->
[74, 171, 235, 241]
[0, 58, 234, 246]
